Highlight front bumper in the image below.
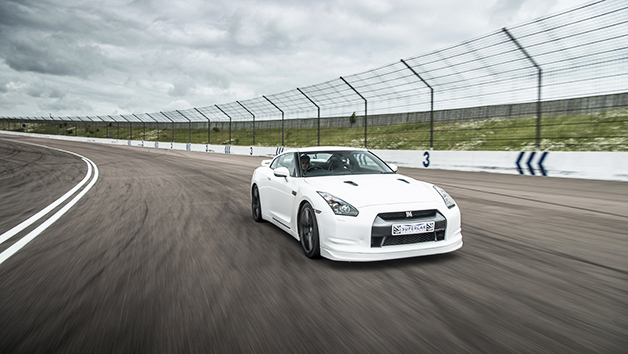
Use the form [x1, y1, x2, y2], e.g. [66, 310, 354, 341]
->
[316, 202, 463, 262]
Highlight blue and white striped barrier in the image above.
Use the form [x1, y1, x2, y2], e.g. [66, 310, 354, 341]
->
[515, 151, 549, 176]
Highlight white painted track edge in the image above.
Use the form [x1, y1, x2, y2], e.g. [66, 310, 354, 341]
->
[0, 140, 100, 265]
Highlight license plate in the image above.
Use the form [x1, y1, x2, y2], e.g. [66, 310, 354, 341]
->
[392, 221, 435, 235]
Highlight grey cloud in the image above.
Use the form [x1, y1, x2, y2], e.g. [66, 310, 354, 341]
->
[168, 80, 195, 97]
[489, 0, 527, 25]
[26, 81, 67, 98]
[37, 95, 93, 113]
[0, 0, 583, 118]
[0, 0, 142, 46]
[0, 0, 48, 29]
[2, 33, 106, 78]
[47, 86, 66, 98]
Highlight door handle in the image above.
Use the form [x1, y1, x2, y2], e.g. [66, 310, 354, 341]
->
[292, 191, 297, 196]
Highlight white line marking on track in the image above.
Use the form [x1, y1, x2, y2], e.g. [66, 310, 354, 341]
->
[0, 139, 99, 265]
[0, 158, 93, 245]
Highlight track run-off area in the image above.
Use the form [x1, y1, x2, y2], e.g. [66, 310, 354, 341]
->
[0, 135, 626, 353]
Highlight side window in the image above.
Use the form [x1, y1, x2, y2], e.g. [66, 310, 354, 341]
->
[272, 153, 297, 177]
[283, 153, 297, 177]
[270, 156, 281, 169]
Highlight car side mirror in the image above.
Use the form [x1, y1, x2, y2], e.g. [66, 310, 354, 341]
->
[274, 167, 290, 178]
[388, 163, 398, 173]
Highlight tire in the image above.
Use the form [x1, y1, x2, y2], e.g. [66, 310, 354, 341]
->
[252, 185, 263, 222]
[299, 203, 321, 258]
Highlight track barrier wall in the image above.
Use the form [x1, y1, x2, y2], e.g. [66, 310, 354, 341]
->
[2, 130, 626, 182]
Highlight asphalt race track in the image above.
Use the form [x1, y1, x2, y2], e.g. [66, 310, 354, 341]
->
[0, 135, 626, 353]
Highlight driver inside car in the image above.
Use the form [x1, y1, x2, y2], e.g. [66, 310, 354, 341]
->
[301, 155, 311, 172]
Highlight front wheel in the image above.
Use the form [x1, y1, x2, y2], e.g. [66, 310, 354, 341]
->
[252, 185, 263, 222]
[299, 203, 321, 258]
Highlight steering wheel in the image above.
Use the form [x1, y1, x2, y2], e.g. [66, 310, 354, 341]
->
[306, 166, 324, 172]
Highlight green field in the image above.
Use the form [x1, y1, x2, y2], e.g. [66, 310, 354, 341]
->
[3, 110, 627, 151]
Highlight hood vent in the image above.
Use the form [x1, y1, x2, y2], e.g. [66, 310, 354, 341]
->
[397, 178, 410, 184]
[344, 181, 358, 186]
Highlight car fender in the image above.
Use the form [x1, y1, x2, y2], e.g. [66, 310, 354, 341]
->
[251, 167, 273, 221]
[291, 185, 331, 241]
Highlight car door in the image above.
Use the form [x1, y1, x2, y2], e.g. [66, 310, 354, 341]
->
[267, 152, 299, 229]
[255, 162, 275, 220]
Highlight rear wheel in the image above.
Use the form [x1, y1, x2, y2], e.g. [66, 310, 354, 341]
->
[252, 185, 263, 222]
[299, 203, 321, 258]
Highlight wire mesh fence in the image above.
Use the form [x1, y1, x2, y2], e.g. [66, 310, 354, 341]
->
[2, 0, 627, 151]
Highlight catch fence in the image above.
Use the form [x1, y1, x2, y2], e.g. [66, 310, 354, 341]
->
[2, 0, 628, 151]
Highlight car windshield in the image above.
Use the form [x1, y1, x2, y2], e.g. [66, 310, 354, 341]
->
[298, 150, 394, 177]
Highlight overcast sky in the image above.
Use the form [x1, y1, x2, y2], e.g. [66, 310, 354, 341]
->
[0, 0, 588, 118]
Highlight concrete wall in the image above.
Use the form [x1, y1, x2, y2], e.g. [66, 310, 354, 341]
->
[3, 130, 627, 182]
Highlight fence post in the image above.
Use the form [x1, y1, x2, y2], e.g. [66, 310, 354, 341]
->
[263, 96, 284, 146]
[85, 116, 92, 137]
[70, 116, 77, 136]
[77, 116, 86, 137]
[121, 115, 132, 141]
[48, 114, 54, 135]
[215, 105, 233, 145]
[340, 77, 367, 149]
[27, 116, 35, 134]
[194, 108, 211, 145]
[30, 117, 38, 134]
[146, 113, 159, 142]
[237, 101, 255, 146]
[109, 115, 119, 140]
[176, 110, 192, 144]
[503, 27, 542, 150]
[132, 114, 145, 143]
[85, 116, 95, 137]
[160, 112, 175, 146]
[104, 117, 111, 139]
[297, 88, 320, 146]
[82, 116, 90, 137]
[401, 59, 434, 150]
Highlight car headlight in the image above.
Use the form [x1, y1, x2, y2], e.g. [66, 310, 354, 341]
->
[433, 185, 456, 209]
[317, 192, 359, 216]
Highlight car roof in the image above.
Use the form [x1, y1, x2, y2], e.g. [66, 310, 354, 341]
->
[285, 146, 368, 154]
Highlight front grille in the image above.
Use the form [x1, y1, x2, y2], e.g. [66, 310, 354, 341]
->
[383, 233, 434, 246]
[371, 210, 446, 248]
[378, 209, 437, 221]
[380, 230, 446, 246]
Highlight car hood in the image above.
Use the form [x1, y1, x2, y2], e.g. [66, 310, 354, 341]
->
[303, 174, 441, 208]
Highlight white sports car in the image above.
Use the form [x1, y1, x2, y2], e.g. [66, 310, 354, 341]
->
[250, 147, 463, 261]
